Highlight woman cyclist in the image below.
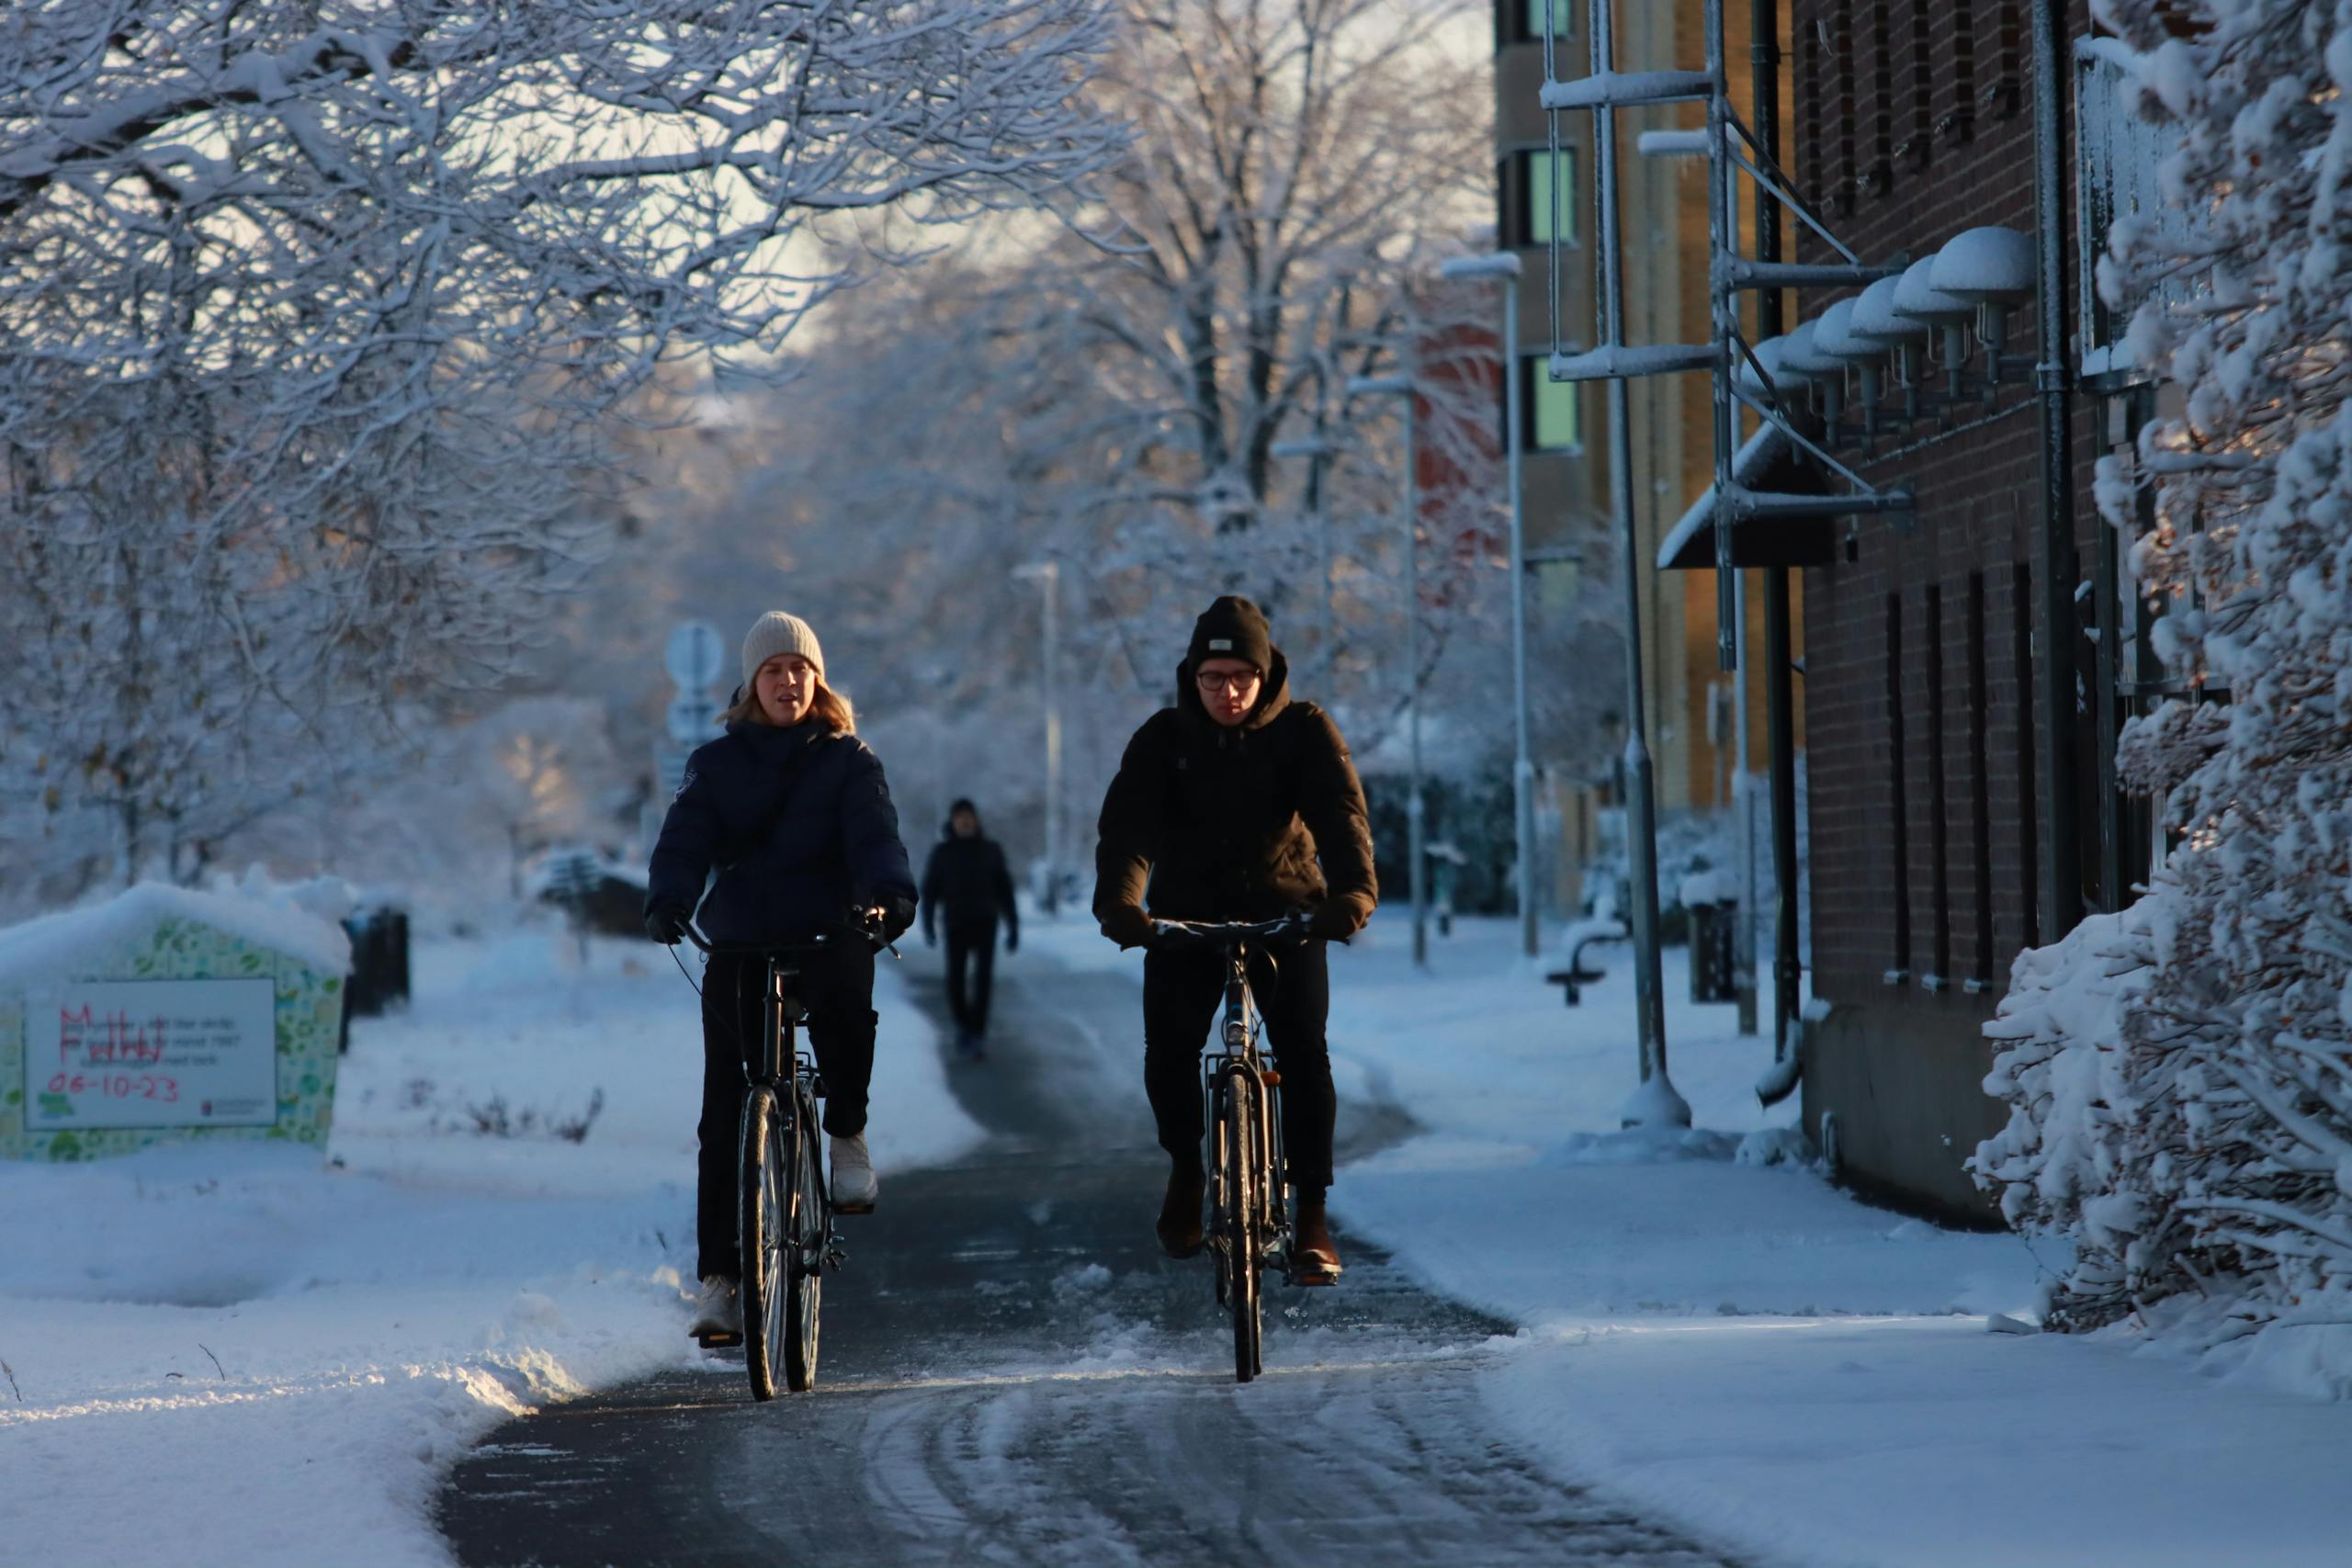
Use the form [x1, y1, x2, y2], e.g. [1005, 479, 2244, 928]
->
[643, 610, 918, 1342]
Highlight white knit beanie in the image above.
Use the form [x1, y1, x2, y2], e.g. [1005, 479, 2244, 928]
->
[741, 611, 825, 688]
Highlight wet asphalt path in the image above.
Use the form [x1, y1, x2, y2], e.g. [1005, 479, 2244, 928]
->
[436, 946, 1738, 1568]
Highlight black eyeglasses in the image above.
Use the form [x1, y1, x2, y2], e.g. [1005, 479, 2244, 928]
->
[1195, 669, 1262, 694]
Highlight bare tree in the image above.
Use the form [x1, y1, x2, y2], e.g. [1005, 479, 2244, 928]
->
[0, 0, 1123, 886]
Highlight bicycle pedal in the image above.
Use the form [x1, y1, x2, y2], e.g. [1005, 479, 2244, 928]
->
[695, 1331, 744, 1349]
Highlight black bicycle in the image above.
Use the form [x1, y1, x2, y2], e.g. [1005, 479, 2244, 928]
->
[1149, 915, 1321, 1383]
[679, 923, 857, 1401]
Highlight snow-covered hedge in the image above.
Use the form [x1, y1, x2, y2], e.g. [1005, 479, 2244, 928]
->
[1974, 0, 2352, 1343]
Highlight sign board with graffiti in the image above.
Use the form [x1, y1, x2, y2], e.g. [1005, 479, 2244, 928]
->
[26, 978, 278, 1131]
[0, 886, 350, 1162]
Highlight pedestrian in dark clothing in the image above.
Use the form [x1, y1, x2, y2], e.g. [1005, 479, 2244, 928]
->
[643, 610, 918, 1343]
[921, 799, 1019, 1060]
[1092, 594, 1377, 1282]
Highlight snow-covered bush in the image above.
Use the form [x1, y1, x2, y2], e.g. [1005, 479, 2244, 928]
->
[1975, 0, 2352, 1339]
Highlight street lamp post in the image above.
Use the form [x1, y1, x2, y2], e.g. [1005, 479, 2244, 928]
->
[1269, 433, 1334, 694]
[1011, 560, 1061, 911]
[1440, 251, 1537, 959]
[1347, 367, 1426, 966]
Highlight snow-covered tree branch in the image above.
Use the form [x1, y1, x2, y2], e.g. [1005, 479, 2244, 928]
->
[0, 0, 1122, 887]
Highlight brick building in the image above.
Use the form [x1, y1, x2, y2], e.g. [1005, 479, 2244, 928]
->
[1780, 0, 2166, 1216]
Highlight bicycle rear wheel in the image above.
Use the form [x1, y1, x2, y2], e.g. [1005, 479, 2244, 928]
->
[782, 1086, 823, 1393]
[739, 1087, 787, 1402]
[1218, 1069, 1263, 1383]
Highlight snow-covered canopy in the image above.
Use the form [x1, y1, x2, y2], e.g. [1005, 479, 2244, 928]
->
[1655, 424, 1792, 571]
[1928, 226, 2035, 304]
[1811, 299, 1878, 363]
[1850, 276, 1928, 346]
[1775, 321, 1842, 378]
[1891, 255, 1975, 327]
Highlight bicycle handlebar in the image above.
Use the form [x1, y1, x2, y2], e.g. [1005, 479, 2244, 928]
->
[1148, 915, 1310, 953]
[678, 919, 887, 958]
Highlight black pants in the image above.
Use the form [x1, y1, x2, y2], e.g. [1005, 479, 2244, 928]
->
[943, 923, 998, 1037]
[1142, 940, 1336, 1191]
[697, 945, 876, 1280]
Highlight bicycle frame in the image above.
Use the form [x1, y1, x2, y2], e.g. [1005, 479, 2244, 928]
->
[1201, 942, 1290, 1269]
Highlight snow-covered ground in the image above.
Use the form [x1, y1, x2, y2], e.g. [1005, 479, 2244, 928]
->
[12, 903, 2352, 1568]
[0, 925, 978, 1568]
[1305, 914, 2352, 1568]
[1020, 910, 2352, 1568]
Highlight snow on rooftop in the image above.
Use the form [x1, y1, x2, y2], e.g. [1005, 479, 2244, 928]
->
[0, 882, 352, 986]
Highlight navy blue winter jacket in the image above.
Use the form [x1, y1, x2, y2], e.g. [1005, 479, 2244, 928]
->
[644, 719, 918, 945]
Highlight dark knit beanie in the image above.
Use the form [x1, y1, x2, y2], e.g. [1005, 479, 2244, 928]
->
[1186, 595, 1274, 672]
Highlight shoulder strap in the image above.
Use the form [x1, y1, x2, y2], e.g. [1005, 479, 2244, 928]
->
[721, 731, 831, 871]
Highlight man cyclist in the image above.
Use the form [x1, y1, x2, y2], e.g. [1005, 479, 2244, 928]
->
[1092, 595, 1377, 1281]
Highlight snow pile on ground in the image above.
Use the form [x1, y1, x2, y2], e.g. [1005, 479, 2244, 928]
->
[1317, 912, 2352, 1568]
[0, 878, 353, 984]
[0, 925, 977, 1568]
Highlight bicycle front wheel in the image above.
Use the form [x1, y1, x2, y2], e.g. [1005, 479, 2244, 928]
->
[1218, 1068, 1263, 1383]
[782, 1087, 823, 1393]
[739, 1087, 787, 1402]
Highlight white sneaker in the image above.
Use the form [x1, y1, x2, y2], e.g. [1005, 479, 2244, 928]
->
[831, 1134, 878, 1213]
[687, 1276, 742, 1341]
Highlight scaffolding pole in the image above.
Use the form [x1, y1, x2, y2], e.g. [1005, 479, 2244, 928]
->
[1542, 0, 1911, 1122]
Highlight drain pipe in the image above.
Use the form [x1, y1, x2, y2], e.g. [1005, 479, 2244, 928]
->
[1751, 0, 1808, 1108]
[2030, 0, 2082, 944]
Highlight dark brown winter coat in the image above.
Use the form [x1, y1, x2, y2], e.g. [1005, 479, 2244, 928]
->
[1091, 647, 1377, 946]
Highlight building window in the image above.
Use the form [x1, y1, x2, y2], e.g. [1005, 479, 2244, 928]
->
[1867, 0, 1893, 193]
[1885, 592, 1912, 981]
[1969, 571, 1995, 986]
[2011, 560, 2039, 952]
[1498, 0, 1576, 49]
[1925, 582, 1951, 987]
[1509, 148, 1578, 248]
[1522, 356, 1583, 451]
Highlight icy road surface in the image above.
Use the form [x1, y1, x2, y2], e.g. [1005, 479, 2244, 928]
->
[437, 956, 1739, 1568]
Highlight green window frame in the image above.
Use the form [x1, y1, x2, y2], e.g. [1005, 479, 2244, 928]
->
[1524, 356, 1583, 452]
[1499, 0, 1577, 48]
[1512, 148, 1577, 248]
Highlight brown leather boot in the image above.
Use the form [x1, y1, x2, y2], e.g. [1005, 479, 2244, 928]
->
[1292, 1190, 1342, 1283]
[1155, 1165, 1205, 1258]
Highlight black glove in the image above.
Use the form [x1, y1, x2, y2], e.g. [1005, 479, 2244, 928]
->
[645, 907, 689, 946]
[878, 895, 918, 943]
[1004, 929, 1019, 954]
[1306, 899, 1363, 943]
[1101, 903, 1153, 950]
[923, 926, 937, 948]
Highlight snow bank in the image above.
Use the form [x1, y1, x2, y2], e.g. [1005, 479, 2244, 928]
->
[0, 880, 351, 986]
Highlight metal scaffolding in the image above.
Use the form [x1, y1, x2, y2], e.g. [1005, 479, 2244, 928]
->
[1538, 0, 1913, 1122]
